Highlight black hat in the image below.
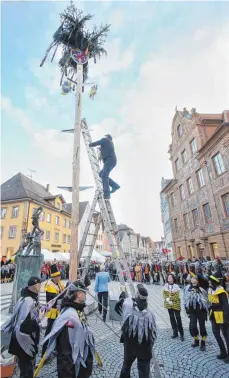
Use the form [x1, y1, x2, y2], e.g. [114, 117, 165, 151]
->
[50, 264, 61, 278]
[209, 274, 221, 285]
[28, 276, 41, 287]
[71, 280, 88, 292]
[136, 284, 148, 299]
[105, 134, 112, 140]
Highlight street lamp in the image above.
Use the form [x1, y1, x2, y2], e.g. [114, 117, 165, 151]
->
[40, 2, 110, 281]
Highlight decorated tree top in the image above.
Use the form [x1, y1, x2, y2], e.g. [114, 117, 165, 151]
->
[40, 1, 110, 83]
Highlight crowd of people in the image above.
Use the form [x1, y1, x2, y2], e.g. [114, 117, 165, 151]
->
[2, 255, 229, 378]
[1, 258, 15, 283]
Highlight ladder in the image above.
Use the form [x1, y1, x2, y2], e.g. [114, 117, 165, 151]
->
[80, 118, 135, 297]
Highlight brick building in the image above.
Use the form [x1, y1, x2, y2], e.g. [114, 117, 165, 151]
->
[161, 108, 229, 260]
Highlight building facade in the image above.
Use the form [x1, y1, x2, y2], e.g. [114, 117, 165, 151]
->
[160, 178, 174, 260]
[161, 108, 229, 260]
[0, 173, 88, 258]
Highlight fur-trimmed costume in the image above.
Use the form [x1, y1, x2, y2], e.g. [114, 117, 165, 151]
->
[115, 285, 157, 378]
[42, 283, 95, 378]
[2, 286, 40, 378]
[184, 282, 208, 350]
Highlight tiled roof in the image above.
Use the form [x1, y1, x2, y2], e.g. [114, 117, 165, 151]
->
[1, 173, 89, 220]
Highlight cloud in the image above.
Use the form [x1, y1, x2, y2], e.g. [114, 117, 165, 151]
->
[1, 96, 35, 133]
[108, 9, 125, 30]
[97, 21, 229, 238]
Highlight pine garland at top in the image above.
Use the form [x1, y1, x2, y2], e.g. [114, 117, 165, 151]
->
[40, 2, 110, 83]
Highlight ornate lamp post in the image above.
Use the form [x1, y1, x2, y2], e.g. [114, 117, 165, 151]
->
[40, 2, 109, 281]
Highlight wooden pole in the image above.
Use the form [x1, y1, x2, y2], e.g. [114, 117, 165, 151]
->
[69, 64, 83, 282]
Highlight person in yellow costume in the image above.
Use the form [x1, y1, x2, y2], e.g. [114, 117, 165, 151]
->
[41, 264, 65, 357]
[208, 273, 229, 363]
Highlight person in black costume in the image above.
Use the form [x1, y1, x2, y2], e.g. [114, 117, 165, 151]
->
[89, 134, 120, 199]
[3, 277, 41, 378]
[184, 274, 208, 351]
[208, 274, 229, 363]
[115, 284, 157, 378]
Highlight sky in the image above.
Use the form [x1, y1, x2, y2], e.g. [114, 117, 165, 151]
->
[1, 1, 229, 240]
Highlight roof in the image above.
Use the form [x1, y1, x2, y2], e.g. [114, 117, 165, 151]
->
[1, 173, 89, 220]
[161, 178, 173, 191]
[1, 173, 53, 205]
[117, 224, 133, 241]
[63, 201, 89, 222]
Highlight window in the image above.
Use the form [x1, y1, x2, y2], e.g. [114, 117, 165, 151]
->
[68, 235, 71, 244]
[179, 184, 185, 200]
[47, 213, 51, 223]
[11, 206, 19, 218]
[203, 203, 212, 223]
[222, 193, 229, 217]
[196, 168, 205, 187]
[55, 232, 59, 242]
[170, 192, 175, 207]
[64, 219, 67, 228]
[192, 209, 198, 227]
[46, 231, 50, 240]
[0, 226, 3, 239]
[55, 216, 59, 225]
[63, 234, 66, 243]
[69, 221, 71, 229]
[41, 233, 44, 240]
[190, 138, 197, 154]
[183, 213, 189, 230]
[174, 218, 179, 233]
[182, 149, 188, 164]
[212, 152, 225, 175]
[40, 211, 45, 221]
[177, 246, 182, 257]
[175, 158, 180, 172]
[211, 243, 218, 260]
[177, 124, 182, 138]
[9, 226, 16, 239]
[1, 208, 7, 218]
[187, 177, 194, 195]
[57, 203, 60, 209]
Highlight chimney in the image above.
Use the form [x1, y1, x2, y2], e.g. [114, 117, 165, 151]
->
[46, 184, 50, 192]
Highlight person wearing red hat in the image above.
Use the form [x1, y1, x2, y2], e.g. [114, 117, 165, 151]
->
[89, 134, 120, 199]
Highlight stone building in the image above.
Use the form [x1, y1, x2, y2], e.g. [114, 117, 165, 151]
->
[161, 109, 229, 260]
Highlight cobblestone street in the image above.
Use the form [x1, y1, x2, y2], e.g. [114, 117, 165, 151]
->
[8, 283, 229, 378]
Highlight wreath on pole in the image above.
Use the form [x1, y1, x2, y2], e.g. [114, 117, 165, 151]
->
[40, 1, 110, 85]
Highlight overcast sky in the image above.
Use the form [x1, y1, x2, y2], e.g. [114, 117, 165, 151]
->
[1, 1, 229, 240]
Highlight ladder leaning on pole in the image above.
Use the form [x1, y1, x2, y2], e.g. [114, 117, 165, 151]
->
[80, 118, 135, 297]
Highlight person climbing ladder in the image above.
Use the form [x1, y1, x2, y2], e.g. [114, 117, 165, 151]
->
[89, 134, 120, 199]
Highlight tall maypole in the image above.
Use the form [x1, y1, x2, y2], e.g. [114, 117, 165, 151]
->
[40, 2, 110, 280]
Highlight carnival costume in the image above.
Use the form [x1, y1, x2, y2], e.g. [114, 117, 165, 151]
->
[184, 274, 208, 351]
[41, 280, 95, 378]
[115, 284, 157, 378]
[208, 274, 229, 363]
[163, 276, 184, 340]
[2, 277, 41, 378]
[41, 264, 65, 356]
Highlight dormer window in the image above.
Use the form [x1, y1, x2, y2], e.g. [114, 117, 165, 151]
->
[177, 124, 182, 138]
